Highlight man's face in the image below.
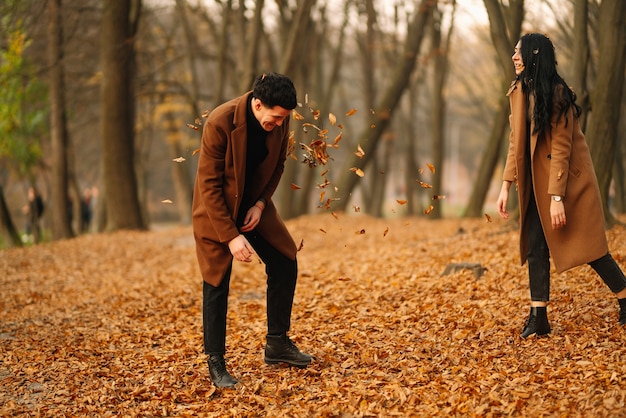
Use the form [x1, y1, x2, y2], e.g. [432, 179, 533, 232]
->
[252, 98, 291, 132]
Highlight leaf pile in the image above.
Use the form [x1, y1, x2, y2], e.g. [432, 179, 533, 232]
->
[2, 214, 626, 417]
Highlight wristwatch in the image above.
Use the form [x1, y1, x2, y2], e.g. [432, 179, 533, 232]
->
[551, 195, 562, 202]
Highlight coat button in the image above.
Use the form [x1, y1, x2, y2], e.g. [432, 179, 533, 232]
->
[547, 154, 551, 159]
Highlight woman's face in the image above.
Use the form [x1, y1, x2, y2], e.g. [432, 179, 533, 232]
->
[512, 40, 524, 75]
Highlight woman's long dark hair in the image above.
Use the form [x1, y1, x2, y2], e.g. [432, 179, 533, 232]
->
[517, 33, 581, 135]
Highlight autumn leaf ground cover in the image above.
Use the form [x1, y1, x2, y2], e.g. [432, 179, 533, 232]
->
[2, 213, 626, 417]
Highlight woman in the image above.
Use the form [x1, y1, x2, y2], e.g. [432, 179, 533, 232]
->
[496, 33, 626, 338]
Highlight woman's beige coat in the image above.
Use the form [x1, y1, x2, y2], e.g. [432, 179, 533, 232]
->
[503, 80, 608, 273]
[192, 92, 297, 286]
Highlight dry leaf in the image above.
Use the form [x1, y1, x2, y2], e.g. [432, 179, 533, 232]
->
[396, 199, 407, 205]
[427, 163, 436, 173]
[354, 144, 365, 158]
[417, 180, 432, 189]
[424, 205, 434, 214]
[329, 113, 337, 126]
[161, 199, 173, 204]
[172, 157, 186, 163]
[346, 108, 357, 116]
[350, 167, 364, 177]
[291, 183, 302, 190]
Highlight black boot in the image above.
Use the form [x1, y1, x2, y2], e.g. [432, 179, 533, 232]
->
[264, 333, 312, 367]
[208, 355, 238, 388]
[619, 298, 626, 325]
[521, 306, 551, 338]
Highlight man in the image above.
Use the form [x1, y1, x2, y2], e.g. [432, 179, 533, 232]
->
[192, 73, 312, 388]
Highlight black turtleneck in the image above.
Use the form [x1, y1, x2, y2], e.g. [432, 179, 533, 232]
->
[237, 96, 269, 226]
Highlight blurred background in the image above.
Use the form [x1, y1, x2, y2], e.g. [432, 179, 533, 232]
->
[0, 0, 624, 247]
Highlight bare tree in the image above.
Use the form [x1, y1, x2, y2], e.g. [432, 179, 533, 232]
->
[100, 0, 145, 231]
[464, 0, 523, 218]
[333, 0, 436, 211]
[48, 0, 73, 240]
[586, 0, 626, 227]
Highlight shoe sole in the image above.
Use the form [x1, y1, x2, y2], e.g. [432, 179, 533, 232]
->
[264, 357, 311, 368]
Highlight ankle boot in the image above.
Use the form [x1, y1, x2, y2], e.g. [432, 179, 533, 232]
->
[207, 355, 238, 388]
[264, 333, 312, 367]
[618, 298, 626, 325]
[521, 306, 551, 338]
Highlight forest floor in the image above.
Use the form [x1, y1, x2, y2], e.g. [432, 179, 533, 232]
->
[1, 212, 626, 417]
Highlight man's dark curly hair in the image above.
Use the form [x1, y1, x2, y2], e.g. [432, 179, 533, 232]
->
[252, 72, 297, 110]
[517, 33, 582, 135]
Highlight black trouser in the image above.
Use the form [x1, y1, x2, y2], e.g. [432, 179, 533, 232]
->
[203, 232, 298, 356]
[526, 194, 626, 301]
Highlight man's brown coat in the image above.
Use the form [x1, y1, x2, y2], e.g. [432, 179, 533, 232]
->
[503, 80, 608, 273]
[192, 92, 297, 286]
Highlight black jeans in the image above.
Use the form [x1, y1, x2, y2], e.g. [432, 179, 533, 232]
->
[203, 232, 298, 356]
[526, 194, 626, 301]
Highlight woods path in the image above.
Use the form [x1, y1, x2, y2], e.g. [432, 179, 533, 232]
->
[2, 214, 626, 417]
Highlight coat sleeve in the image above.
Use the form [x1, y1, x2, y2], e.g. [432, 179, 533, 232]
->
[547, 87, 573, 197]
[196, 118, 240, 244]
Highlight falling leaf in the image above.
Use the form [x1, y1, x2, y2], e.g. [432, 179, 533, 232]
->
[319, 229, 327, 234]
[291, 183, 302, 190]
[418, 168, 424, 174]
[186, 123, 200, 131]
[192, 148, 200, 156]
[337, 277, 351, 281]
[424, 205, 434, 215]
[370, 124, 376, 129]
[396, 199, 407, 205]
[332, 133, 343, 147]
[354, 144, 365, 158]
[330, 211, 338, 219]
[432, 195, 446, 200]
[353, 205, 361, 213]
[161, 199, 173, 204]
[201, 109, 211, 118]
[417, 180, 432, 188]
[297, 239, 304, 251]
[427, 163, 436, 173]
[319, 191, 326, 202]
[346, 108, 357, 117]
[329, 113, 337, 126]
[350, 167, 365, 177]
[172, 157, 186, 163]
[484, 213, 492, 222]
[321, 169, 329, 176]
[383, 227, 389, 237]
[292, 110, 304, 120]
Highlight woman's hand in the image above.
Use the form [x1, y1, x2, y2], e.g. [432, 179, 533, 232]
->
[497, 181, 511, 219]
[550, 200, 566, 230]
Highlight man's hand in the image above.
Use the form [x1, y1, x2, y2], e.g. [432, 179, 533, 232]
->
[240, 202, 264, 233]
[228, 235, 255, 262]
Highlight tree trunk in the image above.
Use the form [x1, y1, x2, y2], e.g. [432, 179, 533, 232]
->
[586, 0, 626, 227]
[48, 0, 73, 240]
[0, 185, 22, 247]
[571, 0, 590, 129]
[429, 3, 455, 219]
[464, 0, 524, 218]
[100, 0, 145, 231]
[334, 0, 436, 211]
